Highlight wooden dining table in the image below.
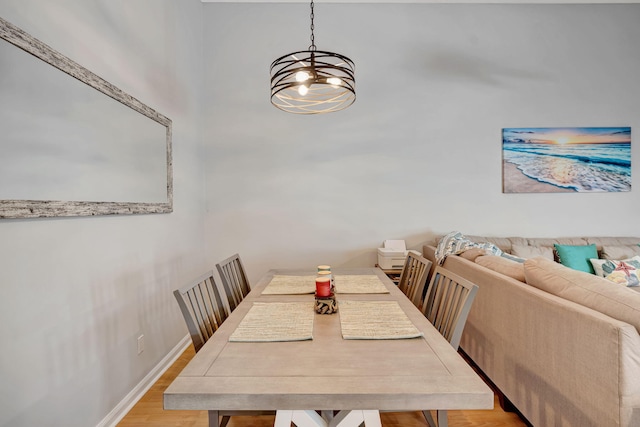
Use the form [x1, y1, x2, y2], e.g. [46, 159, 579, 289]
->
[163, 267, 493, 426]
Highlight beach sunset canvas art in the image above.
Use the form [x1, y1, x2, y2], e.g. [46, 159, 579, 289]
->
[502, 127, 631, 193]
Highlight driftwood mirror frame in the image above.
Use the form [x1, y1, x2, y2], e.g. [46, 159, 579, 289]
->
[0, 17, 173, 219]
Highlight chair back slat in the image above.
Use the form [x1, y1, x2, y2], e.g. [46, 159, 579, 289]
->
[174, 271, 229, 353]
[187, 285, 213, 340]
[422, 266, 478, 350]
[397, 252, 433, 308]
[216, 253, 251, 312]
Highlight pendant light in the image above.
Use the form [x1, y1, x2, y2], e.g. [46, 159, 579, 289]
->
[270, 0, 356, 114]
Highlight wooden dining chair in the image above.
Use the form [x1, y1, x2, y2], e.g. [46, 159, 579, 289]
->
[173, 271, 229, 353]
[173, 271, 273, 427]
[419, 266, 479, 427]
[397, 252, 433, 308]
[216, 253, 251, 312]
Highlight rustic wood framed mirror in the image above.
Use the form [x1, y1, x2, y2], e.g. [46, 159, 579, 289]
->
[0, 17, 172, 218]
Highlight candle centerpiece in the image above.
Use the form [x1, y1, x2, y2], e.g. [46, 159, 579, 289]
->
[317, 264, 334, 291]
[315, 272, 337, 314]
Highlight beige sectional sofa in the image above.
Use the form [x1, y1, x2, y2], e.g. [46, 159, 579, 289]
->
[423, 236, 640, 427]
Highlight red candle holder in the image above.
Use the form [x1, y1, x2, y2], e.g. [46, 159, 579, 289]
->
[315, 277, 331, 297]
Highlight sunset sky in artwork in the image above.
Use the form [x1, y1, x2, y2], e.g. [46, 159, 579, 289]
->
[503, 127, 631, 145]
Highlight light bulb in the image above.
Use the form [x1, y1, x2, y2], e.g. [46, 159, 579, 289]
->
[298, 85, 308, 96]
[327, 77, 342, 86]
[295, 71, 310, 82]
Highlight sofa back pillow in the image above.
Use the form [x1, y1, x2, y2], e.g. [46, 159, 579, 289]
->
[528, 237, 589, 247]
[524, 257, 640, 333]
[511, 244, 554, 260]
[586, 236, 640, 248]
[602, 245, 640, 260]
[459, 248, 489, 262]
[475, 255, 526, 282]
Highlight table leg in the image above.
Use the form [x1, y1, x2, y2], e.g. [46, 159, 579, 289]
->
[208, 410, 219, 427]
[423, 409, 447, 427]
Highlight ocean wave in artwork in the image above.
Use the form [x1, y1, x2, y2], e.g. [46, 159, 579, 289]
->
[503, 143, 631, 192]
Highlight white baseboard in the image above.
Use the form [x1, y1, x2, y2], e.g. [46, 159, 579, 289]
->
[96, 335, 191, 427]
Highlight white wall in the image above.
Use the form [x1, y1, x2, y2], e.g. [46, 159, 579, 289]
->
[0, 1, 205, 426]
[202, 3, 640, 282]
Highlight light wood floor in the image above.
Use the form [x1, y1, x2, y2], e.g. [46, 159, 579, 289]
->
[118, 346, 529, 427]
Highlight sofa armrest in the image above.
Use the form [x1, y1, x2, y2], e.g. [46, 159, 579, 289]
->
[423, 245, 437, 265]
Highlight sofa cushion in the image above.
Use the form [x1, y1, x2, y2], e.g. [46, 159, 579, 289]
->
[602, 245, 640, 260]
[528, 237, 588, 247]
[585, 236, 640, 248]
[475, 255, 526, 282]
[511, 244, 554, 260]
[459, 248, 489, 262]
[524, 257, 640, 333]
[554, 243, 598, 273]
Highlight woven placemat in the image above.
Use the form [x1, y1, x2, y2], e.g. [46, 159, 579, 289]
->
[334, 275, 389, 294]
[339, 300, 423, 340]
[261, 275, 316, 295]
[229, 302, 315, 342]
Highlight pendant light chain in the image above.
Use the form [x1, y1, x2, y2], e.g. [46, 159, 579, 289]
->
[309, 0, 316, 51]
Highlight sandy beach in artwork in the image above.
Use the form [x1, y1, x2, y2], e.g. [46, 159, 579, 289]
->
[502, 160, 576, 193]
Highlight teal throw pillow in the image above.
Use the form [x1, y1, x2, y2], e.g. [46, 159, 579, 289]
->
[554, 244, 598, 274]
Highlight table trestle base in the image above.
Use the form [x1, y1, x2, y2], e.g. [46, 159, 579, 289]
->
[274, 410, 381, 427]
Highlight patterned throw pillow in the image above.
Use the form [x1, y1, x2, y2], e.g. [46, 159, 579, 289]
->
[590, 256, 640, 277]
[604, 260, 640, 287]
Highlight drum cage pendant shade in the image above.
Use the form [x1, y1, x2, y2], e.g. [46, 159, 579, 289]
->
[270, 2, 356, 114]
